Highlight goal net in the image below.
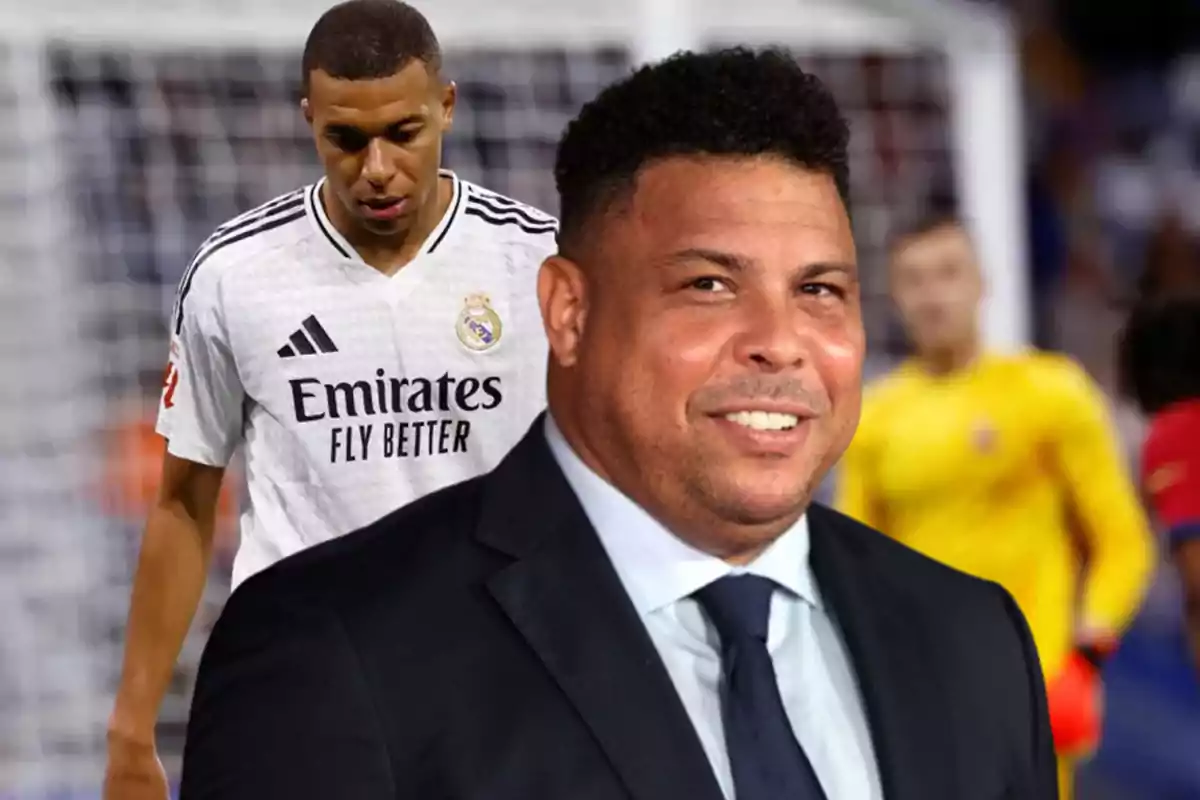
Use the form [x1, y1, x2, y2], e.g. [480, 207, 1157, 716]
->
[0, 0, 1026, 794]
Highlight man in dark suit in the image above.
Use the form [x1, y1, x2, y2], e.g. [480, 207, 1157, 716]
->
[180, 48, 1058, 800]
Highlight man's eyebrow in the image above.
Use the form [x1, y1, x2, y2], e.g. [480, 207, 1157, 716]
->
[661, 248, 753, 272]
[798, 262, 857, 280]
[323, 114, 425, 132]
[662, 248, 856, 279]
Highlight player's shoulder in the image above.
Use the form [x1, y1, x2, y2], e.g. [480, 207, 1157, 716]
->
[849, 363, 915, 446]
[993, 348, 1084, 383]
[191, 186, 312, 275]
[1146, 399, 1200, 457]
[174, 185, 313, 303]
[860, 359, 924, 414]
[1004, 348, 1103, 408]
[456, 177, 558, 256]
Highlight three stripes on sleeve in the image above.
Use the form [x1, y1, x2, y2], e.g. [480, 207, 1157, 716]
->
[171, 189, 307, 334]
[463, 188, 557, 236]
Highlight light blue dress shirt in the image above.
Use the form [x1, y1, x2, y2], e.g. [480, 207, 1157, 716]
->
[544, 416, 883, 800]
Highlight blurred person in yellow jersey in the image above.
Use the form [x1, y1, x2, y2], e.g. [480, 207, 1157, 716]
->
[836, 214, 1155, 799]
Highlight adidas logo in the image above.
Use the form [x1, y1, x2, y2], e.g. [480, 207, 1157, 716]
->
[278, 315, 339, 358]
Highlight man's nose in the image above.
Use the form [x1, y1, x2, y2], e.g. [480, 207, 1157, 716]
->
[362, 139, 393, 188]
[731, 297, 810, 372]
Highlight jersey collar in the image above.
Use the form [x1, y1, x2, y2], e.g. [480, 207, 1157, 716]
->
[305, 169, 463, 264]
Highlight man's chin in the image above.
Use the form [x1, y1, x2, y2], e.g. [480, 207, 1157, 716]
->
[700, 477, 813, 527]
[358, 217, 407, 237]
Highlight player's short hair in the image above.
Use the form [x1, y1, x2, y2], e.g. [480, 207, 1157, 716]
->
[301, 0, 441, 95]
[887, 212, 968, 254]
[1118, 293, 1200, 414]
[553, 47, 850, 255]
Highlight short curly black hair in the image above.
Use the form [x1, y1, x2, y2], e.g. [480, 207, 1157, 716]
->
[1118, 293, 1200, 414]
[554, 47, 851, 254]
[302, 0, 441, 96]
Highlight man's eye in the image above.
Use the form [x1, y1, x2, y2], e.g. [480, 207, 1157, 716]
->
[327, 129, 369, 152]
[689, 277, 730, 293]
[387, 127, 420, 145]
[800, 282, 846, 299]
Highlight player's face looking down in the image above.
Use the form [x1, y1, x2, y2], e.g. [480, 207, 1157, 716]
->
[889, 223, 983, 358]
[303, 60, 455, 239]
[541, 156, 863, 563]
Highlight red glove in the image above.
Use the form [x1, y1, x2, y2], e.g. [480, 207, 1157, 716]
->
[1047, 646, 1108, 758]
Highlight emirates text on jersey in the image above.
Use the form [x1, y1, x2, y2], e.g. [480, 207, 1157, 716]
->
[289, 369, 503, 463]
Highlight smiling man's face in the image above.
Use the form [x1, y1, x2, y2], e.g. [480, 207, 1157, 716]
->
[539, 154, 864, 559]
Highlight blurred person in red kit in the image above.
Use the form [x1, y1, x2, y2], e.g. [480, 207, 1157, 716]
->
[1119, 293, 1200, 673]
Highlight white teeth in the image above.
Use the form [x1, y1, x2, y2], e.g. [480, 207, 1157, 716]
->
[724, 410, 799, 431]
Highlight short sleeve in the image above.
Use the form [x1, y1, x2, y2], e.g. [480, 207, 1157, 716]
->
[1143, 405, 1200, 546]
[156, 266, 243, 467]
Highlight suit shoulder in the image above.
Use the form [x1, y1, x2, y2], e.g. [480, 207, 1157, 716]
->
[234, 476, 490, 609]
[813, 504, 1007, 606]
[815, 504, 1040, 704]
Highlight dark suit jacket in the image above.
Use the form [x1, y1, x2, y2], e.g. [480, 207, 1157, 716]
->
[180, 417, 1058, 800]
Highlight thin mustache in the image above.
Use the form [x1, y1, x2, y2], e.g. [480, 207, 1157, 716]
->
[694, 378, 829, 412]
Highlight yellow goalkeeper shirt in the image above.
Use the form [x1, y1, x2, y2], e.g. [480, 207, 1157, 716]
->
[836, 351, 1154, 677]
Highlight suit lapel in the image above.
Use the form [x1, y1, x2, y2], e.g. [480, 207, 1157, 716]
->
[808, 506, 960, 800]
[478, 418, 725, 800]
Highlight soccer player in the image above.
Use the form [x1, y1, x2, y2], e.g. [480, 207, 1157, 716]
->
[1119, 294, 1200, 673]
[835, 214, 1155, 799]
[103, 2, 557, 798]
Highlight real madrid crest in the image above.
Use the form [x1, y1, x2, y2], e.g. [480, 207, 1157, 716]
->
[971, 419, 997, 453]
[455, 292, 503, 352]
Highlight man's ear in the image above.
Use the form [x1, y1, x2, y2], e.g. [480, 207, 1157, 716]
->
[441, 80, 457, 132]
[538, 254, 589, 368]
[301, 97, 313, 127]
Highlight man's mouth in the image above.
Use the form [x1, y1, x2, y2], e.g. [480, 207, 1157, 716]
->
[722, 410, 800, 431]
[359, 197, 407, 220]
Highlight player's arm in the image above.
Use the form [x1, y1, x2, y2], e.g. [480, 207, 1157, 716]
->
[180, 580, 394, 798]
[108, 457, 223, 736]
[834, 407, 887, 530]
[107, 270, 243, 773]
[1049, 359, 1156, 653]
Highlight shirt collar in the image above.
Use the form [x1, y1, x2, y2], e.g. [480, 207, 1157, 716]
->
[543, 415, 820, 615]
[305, 169, 462, 263]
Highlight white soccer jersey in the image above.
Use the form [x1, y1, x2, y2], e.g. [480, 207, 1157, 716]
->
[157, 170, 555, 587]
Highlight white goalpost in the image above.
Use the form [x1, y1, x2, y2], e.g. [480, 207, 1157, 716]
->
[0, 0, 1027, 793]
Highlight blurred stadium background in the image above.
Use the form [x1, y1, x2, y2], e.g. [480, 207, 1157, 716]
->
[0, 0, 1197, 797]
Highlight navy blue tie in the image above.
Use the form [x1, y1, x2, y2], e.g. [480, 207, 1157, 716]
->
[694, 574, 828, 800]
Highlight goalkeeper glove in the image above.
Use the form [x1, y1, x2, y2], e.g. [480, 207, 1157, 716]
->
[1047, 640, 1115, 759]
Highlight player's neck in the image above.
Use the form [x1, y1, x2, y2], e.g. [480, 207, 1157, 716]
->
[916, 340, 980, 377]
[323, 176, 453, 275]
